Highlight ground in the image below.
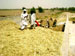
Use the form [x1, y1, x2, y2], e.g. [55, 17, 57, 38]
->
[69, 21, 75, 56]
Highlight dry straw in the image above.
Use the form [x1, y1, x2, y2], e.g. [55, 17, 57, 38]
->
[0, 20, 63, 56]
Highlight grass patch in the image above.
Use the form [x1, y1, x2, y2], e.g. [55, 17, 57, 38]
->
[52, 12, 63, 18]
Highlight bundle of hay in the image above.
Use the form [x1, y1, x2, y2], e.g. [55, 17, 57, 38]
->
[40, 19, 53, 27]
[0, 20, 63, 56]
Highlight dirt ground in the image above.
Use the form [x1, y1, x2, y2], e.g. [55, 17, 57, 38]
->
[69, 22, 75, 56]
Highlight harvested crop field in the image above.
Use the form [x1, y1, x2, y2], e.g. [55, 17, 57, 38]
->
[0, 20, 63, 56]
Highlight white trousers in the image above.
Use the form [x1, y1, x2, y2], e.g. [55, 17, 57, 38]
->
[31, 19, 36, 25]
[20, 20, 28, 29]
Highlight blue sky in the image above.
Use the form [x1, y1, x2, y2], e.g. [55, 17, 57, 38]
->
[0, 0, 75, 9]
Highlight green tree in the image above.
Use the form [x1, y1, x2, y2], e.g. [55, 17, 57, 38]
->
[68, 7, 75, 11]
[38, 6, 44, 13]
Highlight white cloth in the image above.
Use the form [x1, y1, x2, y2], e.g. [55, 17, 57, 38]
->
[57, 22, 65, 25]
[21, 13, 28, 25]
[20, 13, 28, 29]
[21, 25, 25, 29]
[31, 13, 36, 25]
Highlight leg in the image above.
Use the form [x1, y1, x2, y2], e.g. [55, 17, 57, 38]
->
[21, 25, 25, 30]
[25, 25, 27, 29]
[20, 22, 25, 30]
[30, 25, 33, 29]
[33, 24, 35, 29]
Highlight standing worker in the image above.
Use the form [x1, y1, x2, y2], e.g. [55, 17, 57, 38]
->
[62, 23, 66, 32]
[30, 11, 36, 29]
[20, 8, 28, 30]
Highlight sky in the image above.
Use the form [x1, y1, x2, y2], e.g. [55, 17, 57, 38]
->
[0, 0, 75, 9]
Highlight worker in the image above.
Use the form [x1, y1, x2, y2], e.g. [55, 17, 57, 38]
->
[30, 11, 36, 29]
[20, 8, 28, 30]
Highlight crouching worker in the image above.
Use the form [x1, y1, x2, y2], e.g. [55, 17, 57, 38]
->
[46, 19, 50, 28]
[30, 11, 36, 29]
[20, 8, 28, 30]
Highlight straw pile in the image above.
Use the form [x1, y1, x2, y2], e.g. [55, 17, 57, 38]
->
[0, 20, 63, 56]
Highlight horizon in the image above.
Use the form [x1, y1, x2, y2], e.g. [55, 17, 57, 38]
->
[0, 7, 75, 10]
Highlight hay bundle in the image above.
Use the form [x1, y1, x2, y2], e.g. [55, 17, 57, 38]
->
[40, 19, 54, 28]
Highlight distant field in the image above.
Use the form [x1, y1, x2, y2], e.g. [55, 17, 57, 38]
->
[0, 9, 62, 19]
[0, 9, 22, 17]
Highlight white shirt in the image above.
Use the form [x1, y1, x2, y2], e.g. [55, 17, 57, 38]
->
[21, 12, 28, 25]
[21, 13, 28, 20]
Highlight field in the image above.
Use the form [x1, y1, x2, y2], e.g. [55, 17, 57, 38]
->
[0, 9, 63, 19]
[0, 9, 22, 17]
[0, 9, 75, 56]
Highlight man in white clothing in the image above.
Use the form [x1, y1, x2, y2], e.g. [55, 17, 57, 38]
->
[20, 8, 28, 30]
[30, 11, 36, 29]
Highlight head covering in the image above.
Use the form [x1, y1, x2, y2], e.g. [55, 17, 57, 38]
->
[23, 9, 27, 11]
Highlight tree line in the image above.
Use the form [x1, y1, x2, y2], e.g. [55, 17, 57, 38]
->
[22, 7, 75, 13]
[50, 7, 75, 11]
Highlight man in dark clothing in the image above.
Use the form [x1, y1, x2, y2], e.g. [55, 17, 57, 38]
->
[53, 19, 57, 27]
[62, 23, 66, 32]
